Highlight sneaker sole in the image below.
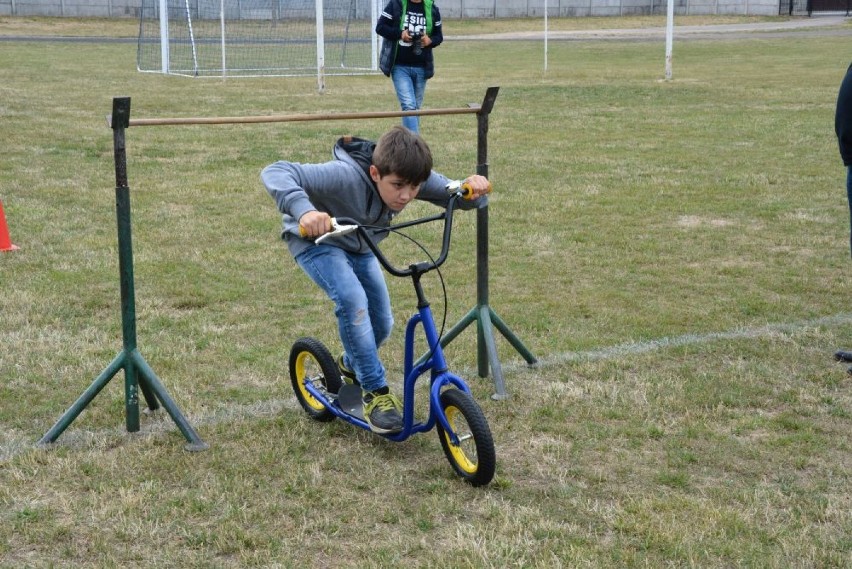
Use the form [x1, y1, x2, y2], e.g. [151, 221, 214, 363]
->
[366, 422, 403, 435]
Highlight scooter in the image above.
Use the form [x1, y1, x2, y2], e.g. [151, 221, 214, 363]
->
[288, 182, 496, 486]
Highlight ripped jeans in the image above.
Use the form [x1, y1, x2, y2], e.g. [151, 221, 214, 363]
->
[296, 244, 394, 392]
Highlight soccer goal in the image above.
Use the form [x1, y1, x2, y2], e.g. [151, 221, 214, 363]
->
[137, 0, 379, 89]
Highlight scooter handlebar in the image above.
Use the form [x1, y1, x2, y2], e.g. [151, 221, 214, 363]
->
[298, 217, 358, 244]
[295, 179, 490, 275]
[447, 179, 493, 200]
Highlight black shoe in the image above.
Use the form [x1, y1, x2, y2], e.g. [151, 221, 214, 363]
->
[834, 350, 852, 363]
[338, 353, 360, 385]
[363, 387, 403, 434]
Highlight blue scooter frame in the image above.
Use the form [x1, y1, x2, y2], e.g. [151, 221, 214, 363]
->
[301, 297, 473, 443]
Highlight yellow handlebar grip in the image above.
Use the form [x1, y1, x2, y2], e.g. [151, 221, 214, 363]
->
[461, 181, 493, 200]
[299, 225, 308, 237]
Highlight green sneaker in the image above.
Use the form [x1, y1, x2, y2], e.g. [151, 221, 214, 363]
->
[337, 353, 359, 385]
[363, 388, 403, 434]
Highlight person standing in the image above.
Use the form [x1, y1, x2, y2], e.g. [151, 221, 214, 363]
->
[376, 0, 443, 134]
[834, 62, 852, 371]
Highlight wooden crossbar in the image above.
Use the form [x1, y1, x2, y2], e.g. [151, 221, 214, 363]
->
[111, 106, 481, 128]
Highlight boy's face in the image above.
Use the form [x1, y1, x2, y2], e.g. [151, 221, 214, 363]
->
[370, 165, 421, 212]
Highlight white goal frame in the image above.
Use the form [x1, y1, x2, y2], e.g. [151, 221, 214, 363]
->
[141, 0, 380, 91]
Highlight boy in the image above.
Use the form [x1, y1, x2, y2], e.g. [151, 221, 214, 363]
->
[261, 126, 491, 433]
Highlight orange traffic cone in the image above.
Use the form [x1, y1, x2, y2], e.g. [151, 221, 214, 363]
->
[0, 200, 19, 252]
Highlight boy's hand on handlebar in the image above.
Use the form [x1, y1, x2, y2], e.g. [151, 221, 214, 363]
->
[298, 211, 332, 238]
[461, 175, 492, 200]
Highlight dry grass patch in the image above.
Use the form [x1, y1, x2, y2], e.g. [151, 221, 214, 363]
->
[1, 17, 851, 567]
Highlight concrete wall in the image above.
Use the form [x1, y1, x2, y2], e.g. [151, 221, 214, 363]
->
[0, 0, 782, 19]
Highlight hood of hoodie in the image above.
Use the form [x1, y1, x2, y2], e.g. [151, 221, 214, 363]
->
[332, 135, 397, 233]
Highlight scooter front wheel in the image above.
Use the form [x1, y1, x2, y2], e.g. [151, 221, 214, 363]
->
[437, 389, 496, 487]
[289, 337, 342, 422]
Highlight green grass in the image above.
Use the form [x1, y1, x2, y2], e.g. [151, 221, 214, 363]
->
[2, 15, 852, 567]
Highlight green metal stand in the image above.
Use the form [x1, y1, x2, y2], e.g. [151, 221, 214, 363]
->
[423, 87, 537, 399]
[38, 98, 208, 451]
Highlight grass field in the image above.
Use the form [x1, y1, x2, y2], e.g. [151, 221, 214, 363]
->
[2, 15, 852, 567]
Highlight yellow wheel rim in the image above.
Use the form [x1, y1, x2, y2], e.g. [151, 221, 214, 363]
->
[443, 405, 478, 474]
[295, 352, 326, 412]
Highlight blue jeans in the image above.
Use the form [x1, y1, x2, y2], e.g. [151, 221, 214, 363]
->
[391, 64, 427, 133]
[296, 245, 394, 392]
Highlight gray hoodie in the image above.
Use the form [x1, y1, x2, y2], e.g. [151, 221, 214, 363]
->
[261, 135, 485, 257]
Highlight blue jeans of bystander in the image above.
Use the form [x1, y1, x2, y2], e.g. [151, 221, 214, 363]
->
[391, 64, 427, 133]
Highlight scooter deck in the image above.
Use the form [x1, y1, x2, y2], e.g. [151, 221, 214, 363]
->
[336, 384, 365, 420]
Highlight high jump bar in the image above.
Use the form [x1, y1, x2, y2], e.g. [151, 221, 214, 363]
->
[109, 106, 483, 128]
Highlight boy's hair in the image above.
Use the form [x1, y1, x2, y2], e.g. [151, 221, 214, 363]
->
[372, 126, 433, 185]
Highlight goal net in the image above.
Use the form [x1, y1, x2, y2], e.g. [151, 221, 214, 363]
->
[137, 0, 379, 85]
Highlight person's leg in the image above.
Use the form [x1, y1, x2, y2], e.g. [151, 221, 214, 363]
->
[295, 245, 387, 392]
[408, 66, 428, 134]
[412, 66, 427, 109]
[391, 65, 420, 133]
[847, 165, 851, 258]
[836, 166, 852, 373]
[345, 251, 395, 391]
[345, 250, 404, 432]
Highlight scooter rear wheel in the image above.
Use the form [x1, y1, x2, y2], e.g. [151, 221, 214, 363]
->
[289, 337, 342, 422]
[437, 389, 496, 486]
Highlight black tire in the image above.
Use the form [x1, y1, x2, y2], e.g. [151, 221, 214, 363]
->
[288, 337, 342, 422]
[436, 389, 496, 487]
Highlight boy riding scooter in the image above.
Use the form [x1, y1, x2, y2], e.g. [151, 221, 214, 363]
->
[261, 126, 491, 433]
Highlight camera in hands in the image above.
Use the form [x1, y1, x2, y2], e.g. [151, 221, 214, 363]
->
[410, 32, 423, 56]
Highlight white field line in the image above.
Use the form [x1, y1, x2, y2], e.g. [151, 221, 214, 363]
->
[3, 312, 852, 461]
[486, 312, 852, 374]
